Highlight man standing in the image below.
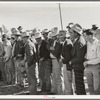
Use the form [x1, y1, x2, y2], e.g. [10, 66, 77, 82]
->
[83, 29, 100, 95]
[12, 31, 24, 86]
[22, 32, 37, 95]
[49, 27, 63, 95]
[59, 30, 73, 95]
[69, 24, 86, 95]
[35, 31, 51, 92]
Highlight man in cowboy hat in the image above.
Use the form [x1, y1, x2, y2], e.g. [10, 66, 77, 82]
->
[91, 24, 98, 31]
[35, 31, 51, 93]
[59, 30, 73, 95]
[2, 34, 15, 84]
[22, 32, 37, 95]
[69, 24, 86, 95]
[49, 27, 63, 95]
[12, 31, 25, 86]
[42, 29, 50, 41]
[83, 29, 100, 95]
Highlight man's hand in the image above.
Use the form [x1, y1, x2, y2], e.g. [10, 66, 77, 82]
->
[69, 61, 72, 65]
[50, 47, 54, 50]
[40, 58, 44, 62]
[84, 61, 88, 68]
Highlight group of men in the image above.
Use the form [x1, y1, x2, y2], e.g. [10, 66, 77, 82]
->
[0, 23, 100, 95]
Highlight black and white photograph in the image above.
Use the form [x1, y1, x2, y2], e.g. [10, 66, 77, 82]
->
[0, 1, 100, 98]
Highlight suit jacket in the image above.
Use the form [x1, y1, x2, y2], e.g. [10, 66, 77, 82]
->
[71, 36, 87, 70]
[61, 39, 73, 70]
[25, 40, 36, 67]
[50, 40, 62, 59]
[13, 39, 25, 59]
[36, 40, 50, 60]
[0, 41, 4, 57]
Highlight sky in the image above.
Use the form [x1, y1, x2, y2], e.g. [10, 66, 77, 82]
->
[0, 2, 100, 31]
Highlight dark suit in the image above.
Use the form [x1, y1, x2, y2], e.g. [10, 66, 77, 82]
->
[71, 36, 87, 95]
[50, 40, 62, 59]
[13, 39, 25, 59]
[36, 40, 51, 91]
[25, 40, 37, 95]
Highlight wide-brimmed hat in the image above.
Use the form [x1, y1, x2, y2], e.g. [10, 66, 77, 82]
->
[21, 32, 30, 38]
[49, 27, 58, 37]
[42, 29, 50, 35]
[34, 31, 42, 39]
[92, 24, 98, 30]
[71, 24, 82, 35]
[66, 23, 74, 29]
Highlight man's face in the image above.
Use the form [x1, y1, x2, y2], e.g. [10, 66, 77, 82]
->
[42, 33, 48, 39]
[83, 33, 91, 42]
[69, 29, 77, 40]
[22, 37, 28, 43]
[35, 37, 42, 45]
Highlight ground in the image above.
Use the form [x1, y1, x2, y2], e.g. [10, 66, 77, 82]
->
[0, 77, 89, 95]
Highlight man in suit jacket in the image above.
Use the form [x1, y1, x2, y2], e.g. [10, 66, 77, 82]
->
[49, 27, 63, 95]
[12, 32, 25, 86]
[69, 24, 86, 95]
[59, 30, 73, 95]
[22, 32, 37, 95]
[35, 30, 51, 92]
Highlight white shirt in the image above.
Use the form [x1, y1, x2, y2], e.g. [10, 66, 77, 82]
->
[86, 38, 100, 65]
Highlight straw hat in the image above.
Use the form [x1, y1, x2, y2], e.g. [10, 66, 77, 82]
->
[21, 32, 30, 38]
[49, 27, 58, 37]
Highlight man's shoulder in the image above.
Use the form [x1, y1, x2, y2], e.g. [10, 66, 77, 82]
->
[78, 36, 86, 45]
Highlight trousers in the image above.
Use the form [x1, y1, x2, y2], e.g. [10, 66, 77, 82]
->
[51, 59, 63, 95]
[85, 64, 100, 95]
[39, 59, 51, 91]
[62, 64, 73, 95]
[26, 63, 37, 95]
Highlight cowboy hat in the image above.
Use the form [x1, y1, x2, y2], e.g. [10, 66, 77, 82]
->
[42, 29, 50, 35]
[71, 24, 83, 35]
[66, 22, 74, 29]
[92, 24, 98, 30]
[49, 27, 58, 37]
[21, 32, 30, 38]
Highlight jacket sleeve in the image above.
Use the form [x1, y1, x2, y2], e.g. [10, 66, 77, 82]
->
[71, 42, 86, 64]
[26, 43, 35, 67]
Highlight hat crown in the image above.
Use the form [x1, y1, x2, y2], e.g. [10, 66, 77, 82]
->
[71, 24, 82, 35]
[50, 27, 58, 37]
[22, 32, 30, 37]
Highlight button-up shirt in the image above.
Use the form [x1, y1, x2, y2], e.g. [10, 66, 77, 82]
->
[86, 38, 100, 65]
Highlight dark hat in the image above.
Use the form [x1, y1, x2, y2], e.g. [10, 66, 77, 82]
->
[17, 26, 23, 30]
[92, 24, 98, 30]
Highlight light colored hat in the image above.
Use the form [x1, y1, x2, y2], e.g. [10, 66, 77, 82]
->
[42, 29, 50, 35]
[34, 31, 42, 39]
[49, 27, 58, 37]
[95, 29, 100, 34]
[66, 23, 74, 29]
[71, 24, 82, 35]
[21, 32, 30, 38]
